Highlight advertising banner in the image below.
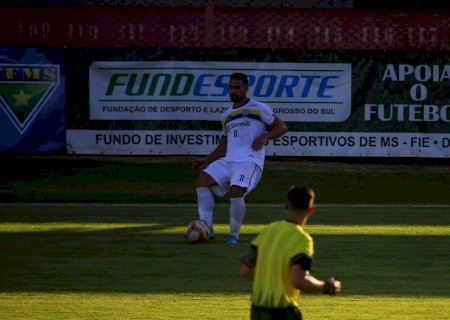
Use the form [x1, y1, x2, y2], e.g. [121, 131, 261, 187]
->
[0, 47, 65, 154]
[66, 129, 450, 158]
[66, 49, 450, 158]
[89, 61, 351, 122]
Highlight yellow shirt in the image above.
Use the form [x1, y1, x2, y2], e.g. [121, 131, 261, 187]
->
[251, 219, 314, 308]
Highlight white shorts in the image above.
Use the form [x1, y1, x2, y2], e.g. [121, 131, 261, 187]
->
[204, 159, 263, 197]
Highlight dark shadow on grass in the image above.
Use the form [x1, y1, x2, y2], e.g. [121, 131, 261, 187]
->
[0, 156, 197, 203]
[2, 155, 450, 204]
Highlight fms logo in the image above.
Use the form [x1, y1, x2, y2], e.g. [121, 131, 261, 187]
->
[0, 64, 60, 133]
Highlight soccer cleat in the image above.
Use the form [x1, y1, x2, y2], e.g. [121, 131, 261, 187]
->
[225, 235, 239, 244]
[209, 227, 215, 240]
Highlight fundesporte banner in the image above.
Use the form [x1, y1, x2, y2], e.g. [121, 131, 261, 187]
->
[88, 61, 351, 122]
[66, 56, 450, 158]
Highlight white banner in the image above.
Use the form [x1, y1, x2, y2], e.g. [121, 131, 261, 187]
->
[89, 61, 352, 122]
[67, 129, 450, 157]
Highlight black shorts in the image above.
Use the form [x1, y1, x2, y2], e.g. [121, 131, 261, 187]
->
[251, 304, 303, 320]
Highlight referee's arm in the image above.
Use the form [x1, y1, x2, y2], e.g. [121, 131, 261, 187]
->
[291, 253, 341, 295]
[240, 245, 257, 279]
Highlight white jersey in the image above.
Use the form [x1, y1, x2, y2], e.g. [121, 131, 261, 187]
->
[221, 98, 276, 170]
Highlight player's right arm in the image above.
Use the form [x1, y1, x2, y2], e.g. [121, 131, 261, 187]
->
[192, 136, 227, 171]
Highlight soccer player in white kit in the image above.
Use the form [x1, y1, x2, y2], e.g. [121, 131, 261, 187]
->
[193, 72, 288, 244]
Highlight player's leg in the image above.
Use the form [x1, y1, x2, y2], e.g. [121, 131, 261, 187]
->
[227, 162, 262, 244]
[195, 159, 231, 234]
[195, 172, 216, 227]
[227, 185, 246, 243]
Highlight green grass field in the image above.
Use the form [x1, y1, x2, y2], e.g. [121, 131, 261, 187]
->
[1, 156, 449, 319]
[1, 202, 449, 320]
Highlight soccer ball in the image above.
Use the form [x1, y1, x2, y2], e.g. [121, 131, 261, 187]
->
[185, 219, 212, 243]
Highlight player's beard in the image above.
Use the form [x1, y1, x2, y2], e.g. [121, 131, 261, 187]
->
[230, 93, 245, 104]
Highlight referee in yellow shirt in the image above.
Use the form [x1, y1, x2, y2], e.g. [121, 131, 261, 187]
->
[240, 185, 341, 320]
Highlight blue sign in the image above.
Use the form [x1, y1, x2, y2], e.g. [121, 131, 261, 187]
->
[0, 47, 65, 154]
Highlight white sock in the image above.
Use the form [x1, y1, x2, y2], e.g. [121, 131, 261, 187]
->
[196, 187, 214, 226]
[229, 197, 245, 239]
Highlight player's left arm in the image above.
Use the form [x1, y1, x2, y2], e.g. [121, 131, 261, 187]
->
[252, 117, 288, 151]
[290, 254, 341, 295]
[240, 245, 257, 279]
[241, 264, 255, 279]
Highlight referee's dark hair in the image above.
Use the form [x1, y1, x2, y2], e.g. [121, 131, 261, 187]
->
[230, 72, 248, 85]
[288, 185, 315, 210]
